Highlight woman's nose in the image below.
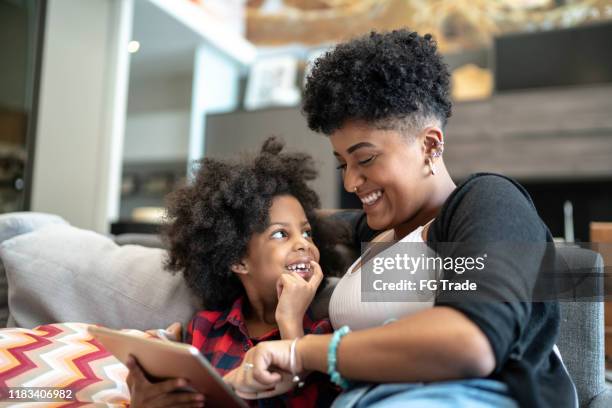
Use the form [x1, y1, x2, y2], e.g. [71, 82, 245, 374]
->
[343, 165, 364, 193]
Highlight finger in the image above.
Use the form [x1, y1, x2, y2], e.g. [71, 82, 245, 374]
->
[224, 360, 272, 395]
[252, 367, 282, 388]
[166, 322, 182, 341]
[251, 354, 282, 386]
[149, 391, 204, 408]
[276, 277, 283, 299]
[250, 374, 295, 399]
[126, 355, 149, 384]
[235, 390, 258, 400]
[145, 328, 161, 337]
[244, 363, 275, 391]
[144, 378, 189, 402]
[277, 275, 298, 297]
[280, 273, 296, 285]
[308, 261, 324, 288]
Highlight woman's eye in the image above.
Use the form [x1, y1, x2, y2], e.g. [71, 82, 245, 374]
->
[335, 163, 347, 171]
[358, 155, 376, 165]
[271, 230, 287, 239]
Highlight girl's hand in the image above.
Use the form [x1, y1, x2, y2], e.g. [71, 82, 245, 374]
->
[223, 340, 301, 399]
[145, 322, 182, 342]
[126, 355, 205, 408]
[275, 261, 324, 328]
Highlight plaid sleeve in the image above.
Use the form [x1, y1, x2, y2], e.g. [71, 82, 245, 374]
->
[310, 318, 333, 334]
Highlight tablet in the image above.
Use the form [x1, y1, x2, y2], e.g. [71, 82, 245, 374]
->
[88, 326, 247, 408]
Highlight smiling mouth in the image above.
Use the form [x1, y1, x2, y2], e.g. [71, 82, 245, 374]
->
[359, 190, 383, 206]
[286, 263, 312, 279]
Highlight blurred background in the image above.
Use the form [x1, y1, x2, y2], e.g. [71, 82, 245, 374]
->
[1, 0, 611, 239]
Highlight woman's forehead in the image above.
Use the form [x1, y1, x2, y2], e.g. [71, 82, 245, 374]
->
[331, 124, 405, 154]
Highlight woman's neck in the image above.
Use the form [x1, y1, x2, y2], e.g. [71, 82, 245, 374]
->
[394, 168, 456, 239]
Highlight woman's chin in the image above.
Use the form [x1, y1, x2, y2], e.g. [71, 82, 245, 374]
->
[366, 213, 392, 232]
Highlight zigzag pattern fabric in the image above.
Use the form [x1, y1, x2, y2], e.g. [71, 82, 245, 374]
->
[0, 323, 144, 407]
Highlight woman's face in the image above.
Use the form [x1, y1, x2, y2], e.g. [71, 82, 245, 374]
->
[240, 195, 320, 294]
[330, 120, 432, 231]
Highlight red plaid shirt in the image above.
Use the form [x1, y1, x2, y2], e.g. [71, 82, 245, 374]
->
[186, 297, 339, 407]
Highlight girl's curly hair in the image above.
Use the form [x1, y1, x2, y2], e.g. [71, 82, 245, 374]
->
[163, 137, 348, 310]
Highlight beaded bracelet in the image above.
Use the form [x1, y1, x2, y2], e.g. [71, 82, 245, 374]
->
[327, 325, 351, 389]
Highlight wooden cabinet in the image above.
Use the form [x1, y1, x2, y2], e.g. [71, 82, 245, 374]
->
[590, 222, 612, 368]
[444, 84, 612, 181]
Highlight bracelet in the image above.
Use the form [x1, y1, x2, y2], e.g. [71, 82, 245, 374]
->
[290, 338, 305, 388]
[327, 325, 351, 389]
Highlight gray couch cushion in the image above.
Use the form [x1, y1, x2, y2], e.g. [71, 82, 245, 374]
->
[0, 212, 69, 326]
[556, 246, 605, 407]
[1, 223, 202, 331]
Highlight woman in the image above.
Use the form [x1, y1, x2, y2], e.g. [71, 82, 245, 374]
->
[225, 30, 576, 408]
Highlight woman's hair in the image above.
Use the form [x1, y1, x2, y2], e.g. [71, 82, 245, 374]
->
[163, 137, 348, 310]
[303, 29, 452, 136]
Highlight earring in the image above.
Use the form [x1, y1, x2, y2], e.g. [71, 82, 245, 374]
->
[432, 141, 444, 158]
[429, 140, 443, 175]
[354, 186, 359, 193]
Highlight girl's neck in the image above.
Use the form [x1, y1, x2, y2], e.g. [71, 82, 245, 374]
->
[243, 298, 276, 324]
[242, 298, 278, 338]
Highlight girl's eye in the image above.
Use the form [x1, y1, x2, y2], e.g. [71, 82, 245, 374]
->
[271, 230, 287, 239]
[358, 155, 377, 165]
[335, 163, 347, 171]
[302, 230, 313, 238]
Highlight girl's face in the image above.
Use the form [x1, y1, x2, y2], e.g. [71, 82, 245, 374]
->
[239, 195, 320, 295]
[330, 120, 433, 232]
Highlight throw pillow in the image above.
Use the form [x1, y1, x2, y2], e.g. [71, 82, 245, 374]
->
[0, 224, 201, 330]
[0, 213, 69, 328]
[0, 322, 147, 406]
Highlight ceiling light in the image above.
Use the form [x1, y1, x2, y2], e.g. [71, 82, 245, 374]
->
[127, 40, 140, 53]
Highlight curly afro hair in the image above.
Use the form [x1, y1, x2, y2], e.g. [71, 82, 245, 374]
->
[163, 137, 348, 310]
[303, 29, 452, 135]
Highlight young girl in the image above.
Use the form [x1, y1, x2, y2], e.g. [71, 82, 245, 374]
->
[126, 137, 343, 408]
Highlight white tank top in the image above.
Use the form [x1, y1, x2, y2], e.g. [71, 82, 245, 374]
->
[329, 226, 435, 330]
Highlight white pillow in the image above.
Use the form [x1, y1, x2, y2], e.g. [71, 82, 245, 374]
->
[0, 224, 201, 330]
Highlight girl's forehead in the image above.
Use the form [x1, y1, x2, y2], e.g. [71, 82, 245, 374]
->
[268, 195, 308, 219]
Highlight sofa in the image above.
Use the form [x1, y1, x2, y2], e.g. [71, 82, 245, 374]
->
[0, 212, 610, 407]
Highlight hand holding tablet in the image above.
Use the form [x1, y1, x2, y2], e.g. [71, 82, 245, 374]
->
[88, 326, 247, 408]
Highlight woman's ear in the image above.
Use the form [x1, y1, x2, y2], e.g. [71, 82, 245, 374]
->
[231, 261, 249, 275]
[421, 126, 444, 156]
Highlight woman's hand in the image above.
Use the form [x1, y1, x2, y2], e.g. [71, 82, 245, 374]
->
[275, 261, 324, 337]
[126, 355, 205, 408]
[223, 340, 302, 399]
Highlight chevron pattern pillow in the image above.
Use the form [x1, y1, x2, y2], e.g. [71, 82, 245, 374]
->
[0, 323, 148, 406]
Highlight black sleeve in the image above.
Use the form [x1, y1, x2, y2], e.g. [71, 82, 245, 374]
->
[431, 175, 550, 370]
